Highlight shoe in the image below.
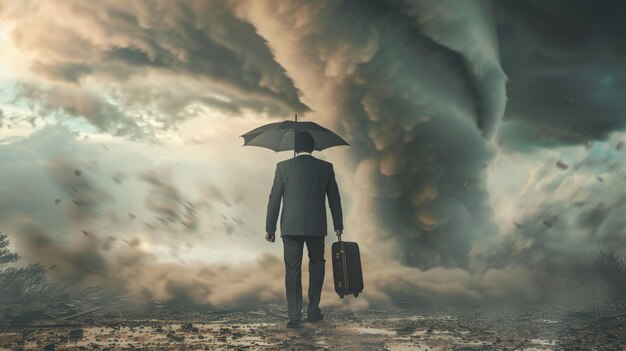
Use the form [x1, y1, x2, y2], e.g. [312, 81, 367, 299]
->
[307, 313, 324, 323]
[286, 320, 301, 329]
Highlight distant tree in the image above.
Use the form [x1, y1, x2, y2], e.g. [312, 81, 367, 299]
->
[0, 232, 19, 266]
[0, 232, 64, 299]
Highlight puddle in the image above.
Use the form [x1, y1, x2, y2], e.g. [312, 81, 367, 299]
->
[355, 327, 397, 336]
[536, 319, 559, 324]
[386, 315, 458, 322]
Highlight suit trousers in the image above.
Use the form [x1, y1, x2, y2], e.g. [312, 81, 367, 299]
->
[282, 235, 325, 321]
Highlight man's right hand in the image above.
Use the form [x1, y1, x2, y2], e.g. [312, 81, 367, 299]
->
[335, 229, 343, 236]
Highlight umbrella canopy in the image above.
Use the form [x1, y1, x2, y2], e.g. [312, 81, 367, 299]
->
[240, 120, 349, 152]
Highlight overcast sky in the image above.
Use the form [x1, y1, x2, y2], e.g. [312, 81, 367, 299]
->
[1, 0, 625, 307]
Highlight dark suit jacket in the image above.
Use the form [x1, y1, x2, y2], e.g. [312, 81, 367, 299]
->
[266, 154, 343, 237]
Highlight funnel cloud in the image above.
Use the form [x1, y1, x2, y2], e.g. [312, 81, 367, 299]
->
[1, 0, 625, 307]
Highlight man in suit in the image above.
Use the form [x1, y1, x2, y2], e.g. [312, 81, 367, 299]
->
[265, 131, 344, 328]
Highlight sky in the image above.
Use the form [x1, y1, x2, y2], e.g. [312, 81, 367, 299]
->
[1, 0, 625, 309]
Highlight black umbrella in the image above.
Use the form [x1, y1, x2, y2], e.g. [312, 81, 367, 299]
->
[241, 115, 349, 157]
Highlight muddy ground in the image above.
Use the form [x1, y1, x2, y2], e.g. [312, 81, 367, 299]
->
[1, 299, 625, 350]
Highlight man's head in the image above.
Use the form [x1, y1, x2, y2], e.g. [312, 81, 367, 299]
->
[294, 131, 315, 153]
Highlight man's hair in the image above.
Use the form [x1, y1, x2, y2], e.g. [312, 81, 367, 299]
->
[294, 131, 315, 153]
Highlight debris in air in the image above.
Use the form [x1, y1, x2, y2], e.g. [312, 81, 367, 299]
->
[542, 215, 559, 228]
[555, 161, 569, 170]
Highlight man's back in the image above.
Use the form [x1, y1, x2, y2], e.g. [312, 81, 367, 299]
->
[266, 154, 343, 237]
[264, 131, 344, 327]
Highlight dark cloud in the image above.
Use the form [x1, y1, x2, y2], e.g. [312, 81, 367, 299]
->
[31, 60, 93, 83]
[241, 0, 506, 269]
[2, 0, 625, 305]
[15, 83, 157, 142]
[494, 0, 626, 151]
[3, 0, 309, 140]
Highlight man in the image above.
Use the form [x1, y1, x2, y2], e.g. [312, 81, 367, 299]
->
[265, 131, 344, 329]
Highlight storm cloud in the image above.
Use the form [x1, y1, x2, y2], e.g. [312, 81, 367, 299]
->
[10, 213, 534, 308]
[1, 0, 626, 307]
[238, 0, 507, 268]
[494, 0, 626, 151]
[1, 0, 308, 139]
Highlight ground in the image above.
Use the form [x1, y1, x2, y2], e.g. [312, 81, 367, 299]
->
[1, 299, 625, 350]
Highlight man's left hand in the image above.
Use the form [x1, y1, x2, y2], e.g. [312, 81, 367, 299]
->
[265, 232, 275, 242]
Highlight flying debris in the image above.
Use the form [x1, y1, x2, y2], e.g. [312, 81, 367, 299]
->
[221, 214, 228, 220]
[72, 200, 82, 206]
[542, 215, 559, 228]
[54, 199, 62, 205]
[555, 161, 569, 170]
[75, 169, 82, 176]
[127, 237, 140, 247]
[112, 172, 124, 184]
[82, 230, 89, 236]
[513, 221, 522, 229]
[128, 213, 136, 219]
[596, 176, 604, 183]
[616, 141, 624, 150]
[232, 217, 245, 225]
[100, 143, 109, 151]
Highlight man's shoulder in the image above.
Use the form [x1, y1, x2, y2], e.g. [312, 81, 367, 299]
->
[276, 158, 293, 172]
[318, 159, 333, 168]
[277, 157, 332, 168]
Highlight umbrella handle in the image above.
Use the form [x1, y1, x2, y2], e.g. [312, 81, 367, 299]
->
[293, 114, 298, 158]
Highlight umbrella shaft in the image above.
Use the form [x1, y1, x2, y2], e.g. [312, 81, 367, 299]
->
[293, 114, 298, 158]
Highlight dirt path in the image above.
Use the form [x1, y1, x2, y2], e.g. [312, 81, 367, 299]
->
[1, 303, 624, 350]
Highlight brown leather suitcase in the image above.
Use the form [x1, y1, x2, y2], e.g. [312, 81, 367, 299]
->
[332, 237, 364, 298]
